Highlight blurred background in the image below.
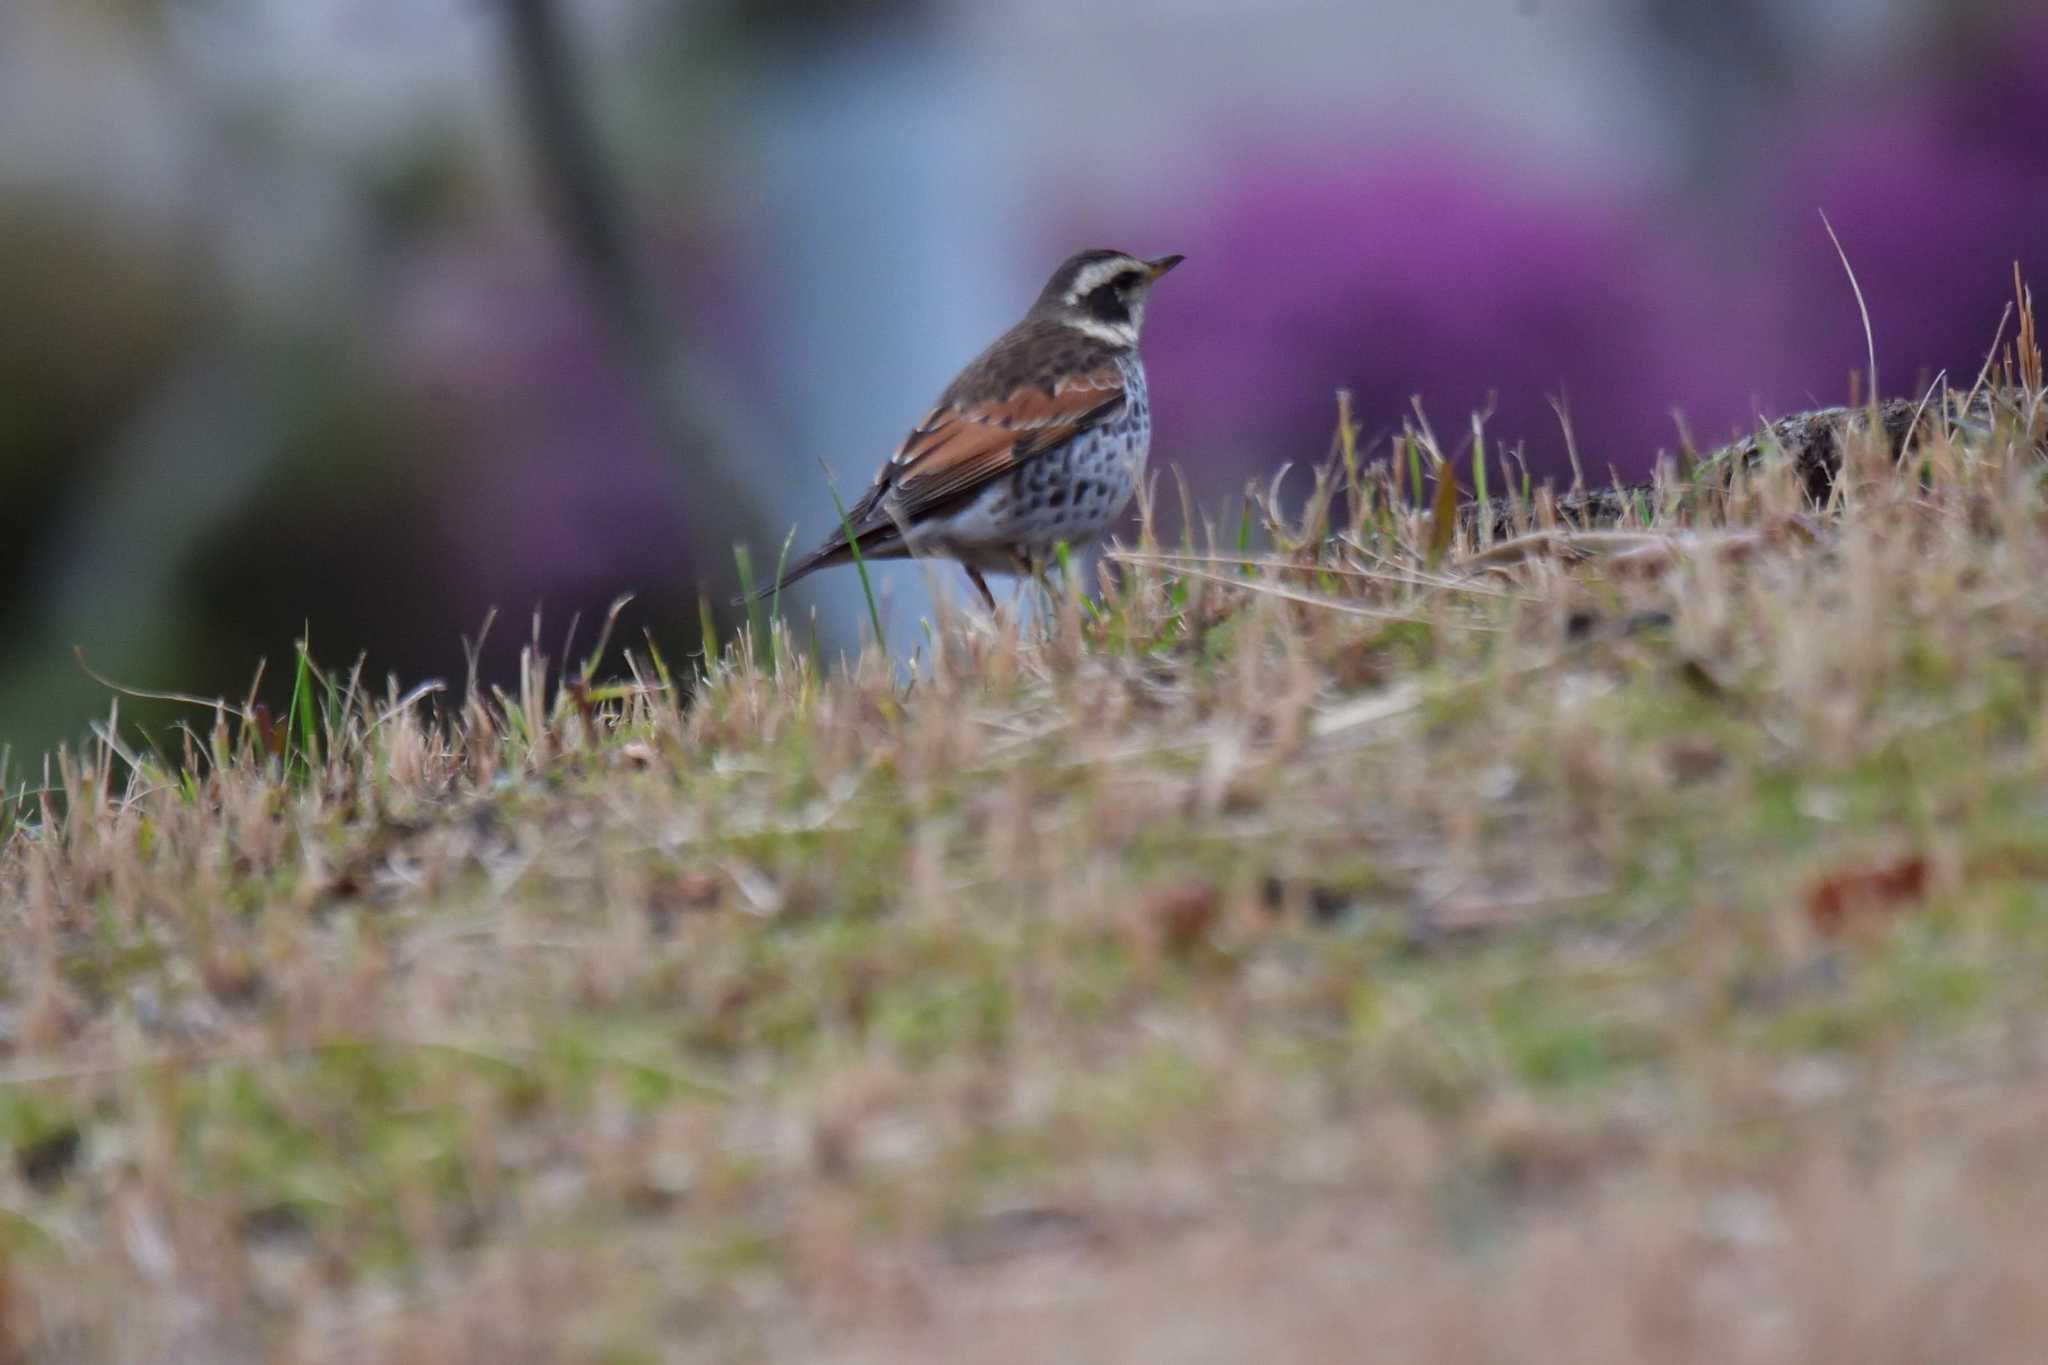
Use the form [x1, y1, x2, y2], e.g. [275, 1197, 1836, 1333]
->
[3, 0, 2044, 761]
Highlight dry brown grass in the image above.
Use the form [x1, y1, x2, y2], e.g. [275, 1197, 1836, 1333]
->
[1, 331, 2046, 1360]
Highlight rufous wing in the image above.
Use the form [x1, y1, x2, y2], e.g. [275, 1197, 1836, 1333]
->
[880, 366, 1127, 521]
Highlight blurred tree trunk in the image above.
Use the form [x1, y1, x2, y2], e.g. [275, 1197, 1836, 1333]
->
[500, 0, 765, 600]
[1628, 0, 1794, 183]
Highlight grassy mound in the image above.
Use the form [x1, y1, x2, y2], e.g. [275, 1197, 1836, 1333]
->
[3, 327, 2046, 1359]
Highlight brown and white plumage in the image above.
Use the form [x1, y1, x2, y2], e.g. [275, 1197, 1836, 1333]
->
[750, 248, 1183, 610]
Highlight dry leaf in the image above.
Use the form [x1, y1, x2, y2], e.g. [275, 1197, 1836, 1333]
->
[1805, 853, 1929, 936]
[1140, 881, 1222, 959]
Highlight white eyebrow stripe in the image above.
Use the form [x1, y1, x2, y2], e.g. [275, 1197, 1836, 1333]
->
[1064, 258, 1141, 304]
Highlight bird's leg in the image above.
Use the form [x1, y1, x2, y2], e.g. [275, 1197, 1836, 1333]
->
[1024, 554, 1061, 625]
[963, 566, 997, 613]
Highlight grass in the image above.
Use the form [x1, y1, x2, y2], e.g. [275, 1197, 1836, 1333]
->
[826, 467, 888, 653]
[0, 312, 2046, 1360]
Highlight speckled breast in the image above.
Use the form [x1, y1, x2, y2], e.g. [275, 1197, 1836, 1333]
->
[1002, 352, 1151, 555]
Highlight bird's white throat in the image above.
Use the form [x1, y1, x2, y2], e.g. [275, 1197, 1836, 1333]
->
[1067, 313, 1140, 348]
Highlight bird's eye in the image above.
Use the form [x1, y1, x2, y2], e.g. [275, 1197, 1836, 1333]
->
[1113, 270, 1144, 292]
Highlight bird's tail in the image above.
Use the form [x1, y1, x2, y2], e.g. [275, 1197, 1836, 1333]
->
[733, 540, 841, 606]
[733, 521, 907, 606]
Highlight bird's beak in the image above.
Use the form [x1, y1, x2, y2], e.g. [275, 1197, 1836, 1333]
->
[1145, 253, 1186, 281]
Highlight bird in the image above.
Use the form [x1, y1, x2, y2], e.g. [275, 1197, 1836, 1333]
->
[746, 247, 1184, 612]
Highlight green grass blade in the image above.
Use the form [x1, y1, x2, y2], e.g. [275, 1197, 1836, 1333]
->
[643, 630, 674, 695]
[698, 595, 720, 677]
[1471, 420, 1490, 546]
[823, 465, 886, 653]
[769, 526, 797, 674]
[734, 543, 763, 663]
[288, 632, 319, 777]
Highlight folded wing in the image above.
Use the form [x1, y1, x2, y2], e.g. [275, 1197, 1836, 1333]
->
[744, 357, 1127, 603]
[882, 366, 1125, 519]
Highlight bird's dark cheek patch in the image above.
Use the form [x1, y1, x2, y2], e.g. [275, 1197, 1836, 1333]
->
[1085, 286, 1131, 326]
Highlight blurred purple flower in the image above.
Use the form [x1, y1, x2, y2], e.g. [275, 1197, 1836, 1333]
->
[1137, 146, 1777, 493]
[1126, 19, 2048, 502]
[389, 242, 703, 620]
[1760, 25, 2048, 405]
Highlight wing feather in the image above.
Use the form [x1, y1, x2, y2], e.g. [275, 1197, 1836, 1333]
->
[877, 366, 1126, 519]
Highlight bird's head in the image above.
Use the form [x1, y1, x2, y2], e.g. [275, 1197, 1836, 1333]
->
[1032, 248, 1185, 348]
